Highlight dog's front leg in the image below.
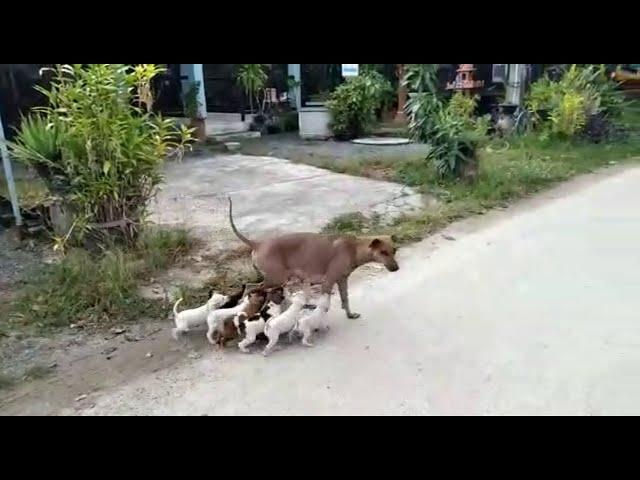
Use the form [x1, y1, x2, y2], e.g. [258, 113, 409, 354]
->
[337, 278, 360, 319]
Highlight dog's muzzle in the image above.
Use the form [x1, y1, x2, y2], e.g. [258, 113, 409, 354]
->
[387, 262, 399, 272]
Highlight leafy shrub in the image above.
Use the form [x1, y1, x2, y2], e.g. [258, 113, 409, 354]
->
[404, 64, 481, 179]
[360, 65, 395, 113]
[549, 91, 586, 138]
[447, 92, 477, 120]
[404, 64, 440, 94]
[526, 64, 626, 140]
[9, 64, 192, 246]
[427, 110, 479, 178]
[326, 73, 390, 140]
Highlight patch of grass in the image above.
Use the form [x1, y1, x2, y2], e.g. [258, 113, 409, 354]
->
[321, 212, 370, 235]
[321, 133, 640, 245]
[137, 227, 195, 273]
[4, 227, 195, 332]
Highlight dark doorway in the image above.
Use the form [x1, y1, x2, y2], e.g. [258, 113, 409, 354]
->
[203, 64, 245, 113]
[0, 64, 51, 140]
[202, 64, 288, 113]
[152, 64, 184, 116]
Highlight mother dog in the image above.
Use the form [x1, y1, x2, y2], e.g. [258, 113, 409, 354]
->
[228, 198, 399, 319]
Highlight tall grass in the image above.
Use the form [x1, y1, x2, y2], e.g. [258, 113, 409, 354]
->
[5, 227, 194, 331]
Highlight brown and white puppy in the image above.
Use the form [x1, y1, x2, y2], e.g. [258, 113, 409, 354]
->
[215, 287, 269, 348]
[228, 197, 399, 319]
[215, 317, 241, 348]
[233, 287, 268, 329]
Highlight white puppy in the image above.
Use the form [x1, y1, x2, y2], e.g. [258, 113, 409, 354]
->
[238, 301, 282, 353]
[206, 296, 250, 345]
[294, 293, 331, 347]
[172, 292, 229, 339]
[263, 291, 307, 356]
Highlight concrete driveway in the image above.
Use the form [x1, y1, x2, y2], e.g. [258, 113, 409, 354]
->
[68, 165, 640, 415]
[150, 154, 424, 250]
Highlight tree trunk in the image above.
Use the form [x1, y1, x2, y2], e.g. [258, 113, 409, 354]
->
[394, 64, 408, 124]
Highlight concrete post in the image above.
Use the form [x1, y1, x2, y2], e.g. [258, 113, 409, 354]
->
[505, 64, 526, 107]
[0, 112, 22, 228]
[180, 64, 207, 141]
[287, 64, 301, 111]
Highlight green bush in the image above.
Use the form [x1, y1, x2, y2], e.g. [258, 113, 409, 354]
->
[447, 92, 477, 120]
[9, 64, 192, 246]
[549, 91, 586, 138]
[404, 64, 482, 179]
[526, 64, 626, 139]
[326, 71, 392, 140]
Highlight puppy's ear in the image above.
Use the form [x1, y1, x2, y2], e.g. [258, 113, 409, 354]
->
[369, 238, 382, 249]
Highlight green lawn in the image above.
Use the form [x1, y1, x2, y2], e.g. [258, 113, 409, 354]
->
[322, 130, 640, 243]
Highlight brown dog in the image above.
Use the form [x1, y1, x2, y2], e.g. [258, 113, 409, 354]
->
[228, 198, 399, 319]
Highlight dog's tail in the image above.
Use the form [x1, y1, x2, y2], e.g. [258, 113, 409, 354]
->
[228, 196, 256, 249]
[173, 298, 183, 317]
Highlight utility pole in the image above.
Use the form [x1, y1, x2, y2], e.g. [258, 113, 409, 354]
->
[0, 109, 23, 228]
[505, 64, 527, 107]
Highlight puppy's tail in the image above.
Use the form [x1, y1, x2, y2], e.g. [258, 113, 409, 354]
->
[173, 298, 183, 317]
[228, 196, 256, 249]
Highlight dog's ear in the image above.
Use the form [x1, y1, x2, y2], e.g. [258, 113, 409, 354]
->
[369, 238, 382, 249]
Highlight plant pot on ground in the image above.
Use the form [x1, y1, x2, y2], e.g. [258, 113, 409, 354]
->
[189, 117, 206, 142]
[183, 81, 206, 142]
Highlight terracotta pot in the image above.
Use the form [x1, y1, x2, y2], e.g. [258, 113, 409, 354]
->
[189, 118, 206, 142]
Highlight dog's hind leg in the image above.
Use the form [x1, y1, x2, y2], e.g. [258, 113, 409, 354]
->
[300, 327, 314, 347]
[206, 325, 216, 345]
[262, 332, 279, 356]
[238, 324, 259, 353]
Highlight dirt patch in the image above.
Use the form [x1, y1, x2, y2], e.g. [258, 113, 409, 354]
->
[0, 318, 207, 415]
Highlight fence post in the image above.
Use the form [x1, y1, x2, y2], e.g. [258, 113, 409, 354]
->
[0, 110, 23, 227]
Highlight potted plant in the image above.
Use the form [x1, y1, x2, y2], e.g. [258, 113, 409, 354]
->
[236, 64, 270, 130]
[183, 81, 206, 142]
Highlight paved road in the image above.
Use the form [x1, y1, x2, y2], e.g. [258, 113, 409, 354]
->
[70, 166, 640, 415]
